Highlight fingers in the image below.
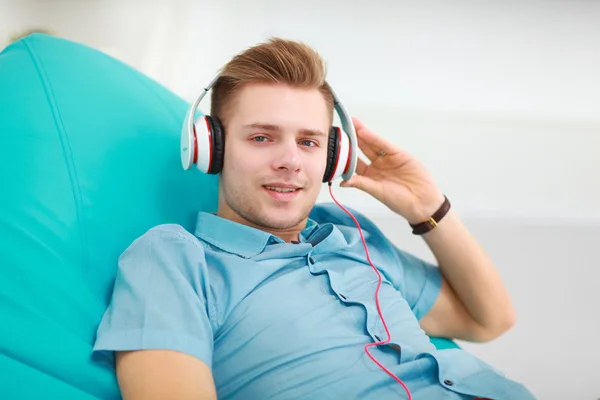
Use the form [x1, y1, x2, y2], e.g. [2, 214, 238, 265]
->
[355, 157, 368, 175]
[353, 117, 412, 162]
[357, 138, 378, 162]
[339, 173, 379, 196]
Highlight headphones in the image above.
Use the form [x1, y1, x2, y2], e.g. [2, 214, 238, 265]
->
[180, 76, 358, 182]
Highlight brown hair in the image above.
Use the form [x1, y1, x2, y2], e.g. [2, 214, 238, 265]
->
[210, 37, 334, 125]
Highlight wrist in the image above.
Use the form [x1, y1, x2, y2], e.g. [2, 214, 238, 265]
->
[408, 194, 451, 235]
[406, 192, 446, 225]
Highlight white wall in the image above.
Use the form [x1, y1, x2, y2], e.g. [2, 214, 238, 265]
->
[377, 213, 600, 400]
[3, 0, 600, 398]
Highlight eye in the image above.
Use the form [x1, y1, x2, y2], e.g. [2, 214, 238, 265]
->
[251, 135, 269, 143]
[300, 139, 318, 147]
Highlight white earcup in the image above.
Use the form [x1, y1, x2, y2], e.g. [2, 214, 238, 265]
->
[180, 117, 195, 170]
[180, 116, 213, 174]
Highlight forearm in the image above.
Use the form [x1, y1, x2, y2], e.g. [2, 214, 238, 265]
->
[422, 209, 516, 333]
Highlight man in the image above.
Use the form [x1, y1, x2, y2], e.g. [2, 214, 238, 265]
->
[92, 38, 535, 399]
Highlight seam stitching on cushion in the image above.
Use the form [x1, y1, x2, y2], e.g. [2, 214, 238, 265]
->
[125, 67, 186, 122]
[0, 353, 102, 400]
[22, 38, 89, 282]
[0, 307, 109, 399]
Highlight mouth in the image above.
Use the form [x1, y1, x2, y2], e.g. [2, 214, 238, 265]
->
[264, 185, 299, 193]
[263, 184, 302, 201]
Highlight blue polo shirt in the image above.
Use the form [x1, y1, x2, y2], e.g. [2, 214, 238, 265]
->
[92, 203, 535, 400]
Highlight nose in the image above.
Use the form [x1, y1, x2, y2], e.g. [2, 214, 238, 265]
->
[272, 139, 301, 172]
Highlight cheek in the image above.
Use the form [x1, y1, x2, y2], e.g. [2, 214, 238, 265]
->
[318, 148, 330, 172]
[306, 153, 327, 182]
[225, 145, 261, 176]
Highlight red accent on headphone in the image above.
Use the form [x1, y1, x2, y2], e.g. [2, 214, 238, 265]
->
[342, 134, 352, 174]
[331, 127, 342, 180]
[192, 126, 198, 165]
[204, 118, 213, 172]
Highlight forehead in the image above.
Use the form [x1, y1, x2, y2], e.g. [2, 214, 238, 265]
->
[227, 83, 330, 127]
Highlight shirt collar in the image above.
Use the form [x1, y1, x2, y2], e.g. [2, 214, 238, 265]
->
[193, 212, 320, 258]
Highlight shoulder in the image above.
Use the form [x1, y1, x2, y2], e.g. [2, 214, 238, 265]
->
[146, 223, 201, 243]
[310, 202, 388, 242]
[119, 223, 208, 269]
[310, 202, 399, 261]
[310, 202, 431, 271]
[310, 202, 378, 230]
[124, 223, 202, 249]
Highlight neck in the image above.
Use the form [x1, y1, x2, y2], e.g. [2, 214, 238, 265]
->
[216, 206, 306, 243]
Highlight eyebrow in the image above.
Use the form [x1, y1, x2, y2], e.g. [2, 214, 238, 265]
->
[242, 123, 327, 137]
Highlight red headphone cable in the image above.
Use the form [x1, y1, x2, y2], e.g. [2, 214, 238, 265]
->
[327, 182, 412, 399]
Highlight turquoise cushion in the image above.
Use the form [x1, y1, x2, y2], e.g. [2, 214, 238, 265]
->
[429, 337, 460, 350]
[0, 33, 457, 399]
[0, 33, 218, 399]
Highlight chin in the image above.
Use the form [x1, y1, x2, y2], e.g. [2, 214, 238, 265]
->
[259, 194, 313, 221]
[261, 211, 305, 230]
[223, 184, 317, 231]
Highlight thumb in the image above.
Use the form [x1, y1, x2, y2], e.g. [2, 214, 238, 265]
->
[340, 175, 379, 195]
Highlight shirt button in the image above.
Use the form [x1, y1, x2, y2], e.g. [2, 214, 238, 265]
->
[443, 379, 454, 386]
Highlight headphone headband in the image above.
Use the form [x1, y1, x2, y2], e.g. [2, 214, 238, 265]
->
[181, 75, 357, 181]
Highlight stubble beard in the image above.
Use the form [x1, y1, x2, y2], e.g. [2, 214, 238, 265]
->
[225, 186, 313, 231]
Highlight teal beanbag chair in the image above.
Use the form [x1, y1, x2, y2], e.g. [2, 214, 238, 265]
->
[0, 33, 218, 399]
[0, 34, 456, 399]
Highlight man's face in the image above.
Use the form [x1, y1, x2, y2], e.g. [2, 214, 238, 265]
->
[217, 82, 330, 233]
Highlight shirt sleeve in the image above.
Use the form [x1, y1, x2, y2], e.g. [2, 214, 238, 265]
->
[387, 247, 442, 320]
[92, 224, 215, 369]
[310, 203, 442, 320]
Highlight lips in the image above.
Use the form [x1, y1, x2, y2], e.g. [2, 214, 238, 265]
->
[262, 184, 302, 201]
[264, 185, 298, 193]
